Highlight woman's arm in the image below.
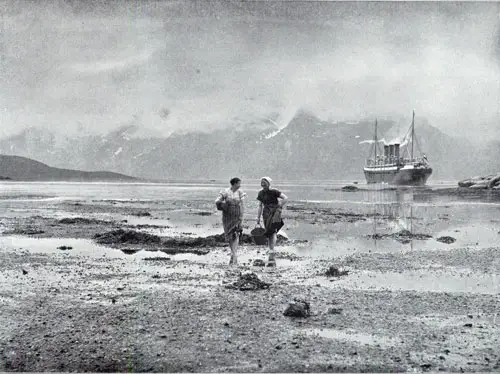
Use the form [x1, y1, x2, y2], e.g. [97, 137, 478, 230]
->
[215, 192, 227, 211]
[278, 192, 288, 207]
[215, 193, 223, 204]
[256, 202, 263, 224]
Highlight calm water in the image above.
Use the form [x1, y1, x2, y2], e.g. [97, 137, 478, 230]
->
[1, 181, 499, 244]
[1, 181, 499, 293]
[1, 180, 499, 253]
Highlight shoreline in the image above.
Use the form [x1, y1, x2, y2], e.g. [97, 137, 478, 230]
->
[0, 193, 499, 372]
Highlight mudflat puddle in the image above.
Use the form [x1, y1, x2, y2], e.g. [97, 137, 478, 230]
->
[170, 249, 297, 268]
[302, 328, 398, 347]
[0, 236, 297, 268]
[310, 269, 499, 294]
[293, 222, 500, 259]
[0, 236, 169, 260]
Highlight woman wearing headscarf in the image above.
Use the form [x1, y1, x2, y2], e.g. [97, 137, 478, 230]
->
[256, 177, 288, 267]
[215, 177, 246, 265]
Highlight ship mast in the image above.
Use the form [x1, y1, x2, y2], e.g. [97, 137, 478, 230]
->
[374, 119, 378, 163]
[411, 110, 415, 160]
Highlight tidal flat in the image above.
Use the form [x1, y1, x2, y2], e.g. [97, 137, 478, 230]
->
[0, 181, 499, 372]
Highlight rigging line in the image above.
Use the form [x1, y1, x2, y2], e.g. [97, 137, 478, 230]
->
[414, 133, 423, 156]
[403, 123, 412, 141]
[367, 141, 374, 160]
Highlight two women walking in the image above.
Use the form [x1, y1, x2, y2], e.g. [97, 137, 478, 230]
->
[215, 176, 288, 267]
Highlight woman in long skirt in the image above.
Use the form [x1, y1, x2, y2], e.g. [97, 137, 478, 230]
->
[215, 177, 246, 265]
[255, 177, 288, 267]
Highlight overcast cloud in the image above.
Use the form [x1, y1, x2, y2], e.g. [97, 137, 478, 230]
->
[0, 1, 499, 139]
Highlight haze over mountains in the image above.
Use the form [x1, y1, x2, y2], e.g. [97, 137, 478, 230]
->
[0, 111, 498, 182]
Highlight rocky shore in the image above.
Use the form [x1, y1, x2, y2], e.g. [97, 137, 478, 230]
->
[458, 173, 500, 189]
[0, 194, 499, 372]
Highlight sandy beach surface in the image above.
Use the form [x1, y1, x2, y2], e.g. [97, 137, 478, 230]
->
[0, 182, 499, 372]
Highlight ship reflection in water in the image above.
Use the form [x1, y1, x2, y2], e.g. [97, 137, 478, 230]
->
[367, 187, 425, 251]
[362, 185, 500, 253]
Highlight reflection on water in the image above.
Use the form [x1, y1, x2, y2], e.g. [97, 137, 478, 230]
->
[1, 181, 500, 259]
[366, 187, 500, 252]
[294, 186, 500, 258]
[1, 182, 499, 296]
[370, 188, 414, 230]
[0, 236, 169, 260]
[370, 188, 417, 250]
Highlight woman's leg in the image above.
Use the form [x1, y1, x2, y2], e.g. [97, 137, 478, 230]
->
[229, 234, 239, 265]
[267, 232, 277, 266]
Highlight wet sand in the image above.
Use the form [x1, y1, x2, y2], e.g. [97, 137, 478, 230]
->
[0, 186, 499, 372]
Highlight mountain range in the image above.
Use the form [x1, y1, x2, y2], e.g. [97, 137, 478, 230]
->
[0, 111, 498, 182]
[0, 155, 137, 182]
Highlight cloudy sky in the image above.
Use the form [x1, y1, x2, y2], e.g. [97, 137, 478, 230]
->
[0, 0, 499, 139]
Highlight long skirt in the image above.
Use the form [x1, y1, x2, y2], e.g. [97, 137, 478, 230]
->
[263, 205, 284, 237]
[222, 200, 242, 242]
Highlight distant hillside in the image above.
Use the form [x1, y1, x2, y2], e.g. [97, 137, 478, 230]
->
[0, 112, 498, 181]
[0, 155, 139, 181]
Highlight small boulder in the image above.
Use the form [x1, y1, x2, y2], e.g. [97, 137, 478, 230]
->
[469, 182, 488, 189]
[225, 271, 270, 291]
[436, 236, 456, 244]
[458, 179, 476, 188]
[131, 211, 151, 217]
[328, 307, 343, 315]
[325, 265, 349, 277]
[341, 185, 358, 192]
[283, 299, 310, 318]
[252, 259, 266, 267]
[121, 248, 141, 255]
[57, 246, 73, 251]
[487, 175, 500, 188]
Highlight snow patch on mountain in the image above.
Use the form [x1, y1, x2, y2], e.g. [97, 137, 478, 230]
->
[265, 129, 281, 139]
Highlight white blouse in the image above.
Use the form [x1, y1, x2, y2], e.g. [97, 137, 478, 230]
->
[215, 188, 246, 203]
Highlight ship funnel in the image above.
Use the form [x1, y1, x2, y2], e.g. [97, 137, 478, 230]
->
[384, 145, 389, 160]
[394, 144, 400, 161]
[389, 144, 395, 162]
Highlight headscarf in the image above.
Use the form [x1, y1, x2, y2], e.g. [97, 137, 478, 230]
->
[261, 176, 272, 187]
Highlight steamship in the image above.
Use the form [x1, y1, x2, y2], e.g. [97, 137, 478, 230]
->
[363, 111, 432, 186]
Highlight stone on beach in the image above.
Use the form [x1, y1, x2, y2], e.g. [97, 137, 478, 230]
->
[342, 185, 359, 192]
[225, 271, 271, 291]
[368, 229, 432, 243]
[121, 248, 141, 255]
[131, 211, 152, 217]
[436, 236, 456, 244]
[252, 259, 266, 267]
[325, 265, 349, 277]
[283, 299, 311, 318]
[328, 307, 343, 314]
[57, 245, 73, 251]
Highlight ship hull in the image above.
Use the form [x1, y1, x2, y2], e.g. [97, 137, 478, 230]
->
[364, 166, 432, 186]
